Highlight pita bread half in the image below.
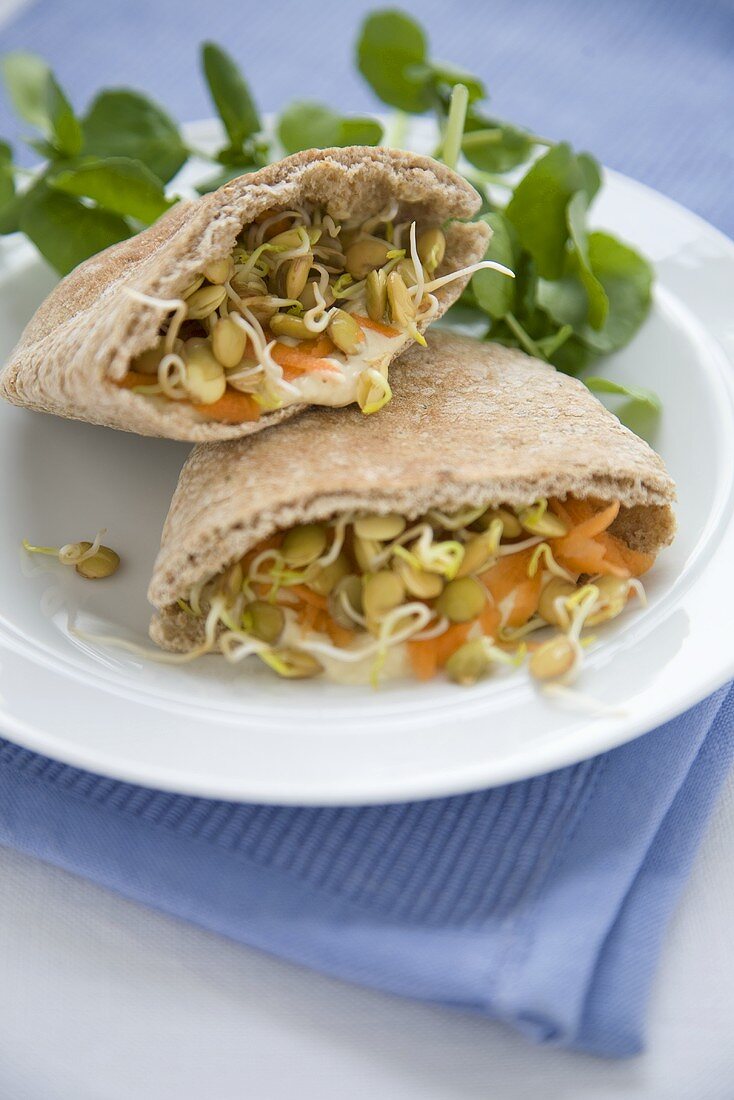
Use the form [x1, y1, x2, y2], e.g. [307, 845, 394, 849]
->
[0, 147, 489, 441]
[148, 331, 676, 649]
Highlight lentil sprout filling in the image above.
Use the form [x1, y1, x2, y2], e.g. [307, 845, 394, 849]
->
[173, 496, 655, 686]
[120, 202, 509, 422]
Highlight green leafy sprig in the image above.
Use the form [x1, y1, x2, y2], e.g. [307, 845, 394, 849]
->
[0, 9, 656, 415]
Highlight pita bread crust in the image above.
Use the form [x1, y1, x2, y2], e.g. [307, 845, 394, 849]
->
[0, 147, 488, 441]
[148, 332, 676, 651]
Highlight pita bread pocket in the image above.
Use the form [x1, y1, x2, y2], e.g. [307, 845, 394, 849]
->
[1, 147, 498, 441]
[148, 332, 675, 687]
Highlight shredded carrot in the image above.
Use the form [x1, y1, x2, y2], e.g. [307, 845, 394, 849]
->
[304, 335, 336, 357]
[480, 549, 542, 628]
[116, 370, 156, 390]
[554, 537, 617, 577]
[479, 602, 501, 638]
[407, 621, 473, 682]
[352, 314, 401, 338]
[480, 548, 536, 605]
[435, 621, 472, 665]
[324, 618, 354, 648]
[552, 500, 632, 577]
[598, 532, 654, 577]
[505, 578, 542, 627]
[271, 341, 341, 375]
[548, 498, 574, 525]
[193, 389, 261, 423]
[297, 601, 320, 631]
[563, 500, 620, 541]
[407, 639, 439, 681]
[289, 585, 328, 610]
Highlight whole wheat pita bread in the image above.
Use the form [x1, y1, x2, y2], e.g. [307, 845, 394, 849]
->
[0, 147, 489, 441]
[148, 331, 676, 650]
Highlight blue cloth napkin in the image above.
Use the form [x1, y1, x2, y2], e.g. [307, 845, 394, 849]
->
[0, 686, 732, 1056]
[0, 0, 733, 1061]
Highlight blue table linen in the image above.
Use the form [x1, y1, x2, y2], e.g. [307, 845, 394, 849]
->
[0, 685, 731, 1056]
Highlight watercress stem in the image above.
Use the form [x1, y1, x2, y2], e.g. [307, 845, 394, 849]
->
[505, 312, 544, 359]
[441, 83, 469, 171]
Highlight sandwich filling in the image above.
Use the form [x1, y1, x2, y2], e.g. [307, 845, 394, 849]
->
[119, 203, 507, 422]
[163, 496, 655, 686]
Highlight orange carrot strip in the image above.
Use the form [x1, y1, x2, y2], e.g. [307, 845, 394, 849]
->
[407, 640, 439, 682]
[298, 602, 320, 631]
[503, 576, 543, 628]
[479, 602, 501, 638]
[598, 532, 654, 577]
[352, 314, 401, 338]
[548, 498, 574, 525]
[193, 389, 261, 423]
[555, 498, 596, 525]
[407, 622, 470, 680]
[554, 536, 610, 576]
[325, 619, 354, 648]
[561, 500, 621, 541]
[480, 548, 536, 605]
[435, 622, 472, 666]
[289, 585, 328, 610]
[271, 342, 341, 374]
[116, 370, 157, 390]
[304, 335, 336, 358]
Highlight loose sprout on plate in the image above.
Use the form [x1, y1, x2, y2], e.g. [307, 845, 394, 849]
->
[155, 496, 652, 688]
[23, 530, 120, 579]
[119, 203, 510, 423]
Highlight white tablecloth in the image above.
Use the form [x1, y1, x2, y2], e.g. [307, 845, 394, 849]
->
[0, 769, 732, 1100]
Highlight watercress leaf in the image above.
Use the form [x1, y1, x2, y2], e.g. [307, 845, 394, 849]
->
[566, 191, 608, 329]
[278, 102, 336, 152]
[82, 90, 187, 183]
[356, 9, 432, 113]
[578, 231, 653, 352]
[550, 334, 597, 374]
[506, 143, 584, 279]
[339, 116, 384, 146]
[471, 211, 517, 319]
[19, 182, 131, 274]
[462, 122, 534, 174]
[201, 42, 260, 151]
[584, 374, 661, 436]
[428, 61, 485, 104]
[2, 52, 51, 132]
[584, 375, 661, 413]
[45, 73, 82, 157]
[50, 156, 175, 223]
[536, 269, 588, 328]
[278, 101, 381, 154]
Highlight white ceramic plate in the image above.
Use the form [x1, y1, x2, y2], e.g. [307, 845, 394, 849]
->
[0, 121, 733, 804]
